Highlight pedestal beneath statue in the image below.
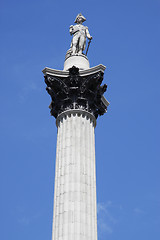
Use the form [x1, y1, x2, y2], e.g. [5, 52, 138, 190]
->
[64, 54, 90, 70]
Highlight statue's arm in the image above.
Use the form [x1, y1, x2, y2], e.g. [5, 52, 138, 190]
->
[86, 27, 92, 40]
[69, 25, 74, 35]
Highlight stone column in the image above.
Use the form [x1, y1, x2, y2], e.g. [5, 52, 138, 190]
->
[52, 110, 97, 240]
[43, 65, 109, 240]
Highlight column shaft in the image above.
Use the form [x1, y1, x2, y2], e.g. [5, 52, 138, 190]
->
[52, 111, 97, 240]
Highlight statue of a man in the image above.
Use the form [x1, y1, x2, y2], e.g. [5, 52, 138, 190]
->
[68, 13, 92, 55]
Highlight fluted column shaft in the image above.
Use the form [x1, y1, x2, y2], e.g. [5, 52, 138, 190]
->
[52, 110, 97, 240]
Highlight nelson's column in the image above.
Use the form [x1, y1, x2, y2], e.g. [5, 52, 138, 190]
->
[43, 13, 109, 240]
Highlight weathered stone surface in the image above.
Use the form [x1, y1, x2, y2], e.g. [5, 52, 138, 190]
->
[52, 111, 97, 240]
[42, 64, 106, 77]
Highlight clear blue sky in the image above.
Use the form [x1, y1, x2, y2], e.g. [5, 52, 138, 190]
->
[1, 0, 160, 239]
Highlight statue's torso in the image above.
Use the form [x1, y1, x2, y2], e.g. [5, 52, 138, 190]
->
[72, 24, 87, 36]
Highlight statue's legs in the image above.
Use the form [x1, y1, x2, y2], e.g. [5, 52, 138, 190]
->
[71, 34, 86, 54]
[71, 34, 80, 54]
[79, 35, 85, 54]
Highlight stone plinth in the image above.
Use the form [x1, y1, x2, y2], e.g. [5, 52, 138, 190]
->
[64, 54, 90, 71]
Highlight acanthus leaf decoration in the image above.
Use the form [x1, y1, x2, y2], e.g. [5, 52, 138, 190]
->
[44, 66, 108, 118]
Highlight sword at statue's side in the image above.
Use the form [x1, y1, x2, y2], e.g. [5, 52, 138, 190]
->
[85, 39, 92, 56]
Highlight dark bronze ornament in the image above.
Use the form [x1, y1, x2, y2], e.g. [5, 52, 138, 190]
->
[45, 66, 107, 119]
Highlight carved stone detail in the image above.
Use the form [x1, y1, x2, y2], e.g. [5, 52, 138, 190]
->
[45, 66, 108, 119]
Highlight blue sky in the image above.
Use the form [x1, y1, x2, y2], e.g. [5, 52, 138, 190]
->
[1, 0, 160, 239]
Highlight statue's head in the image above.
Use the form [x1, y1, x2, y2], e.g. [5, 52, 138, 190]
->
[74, 13, 86, 24]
